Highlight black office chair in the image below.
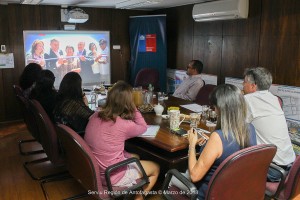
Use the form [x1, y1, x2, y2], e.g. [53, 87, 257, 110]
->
[194, 84, 216, 106]
[13, 85, 44, 156]
[24, 99, 67, 181]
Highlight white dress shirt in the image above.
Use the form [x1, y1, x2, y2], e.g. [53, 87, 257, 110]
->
[245, 90, 295, 166]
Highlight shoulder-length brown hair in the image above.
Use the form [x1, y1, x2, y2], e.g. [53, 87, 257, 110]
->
[98, 81, 136, 121]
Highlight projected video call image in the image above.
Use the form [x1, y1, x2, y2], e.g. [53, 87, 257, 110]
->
[23, 31, 110, 87]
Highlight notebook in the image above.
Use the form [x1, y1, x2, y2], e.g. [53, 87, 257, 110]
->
[139, 125, 160, 137]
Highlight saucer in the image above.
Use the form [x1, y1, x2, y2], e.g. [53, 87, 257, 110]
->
[161, 114, 169, 119]
[206, 121, 216, 127]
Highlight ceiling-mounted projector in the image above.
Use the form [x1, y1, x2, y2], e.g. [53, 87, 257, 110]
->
[67, 8, 89, 23]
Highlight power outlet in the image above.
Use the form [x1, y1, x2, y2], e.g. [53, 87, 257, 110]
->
[113, 45, 121, 50]
[1, 45, 6, 52]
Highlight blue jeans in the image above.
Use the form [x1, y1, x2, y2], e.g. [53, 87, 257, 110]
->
[267, 164, 292, 182]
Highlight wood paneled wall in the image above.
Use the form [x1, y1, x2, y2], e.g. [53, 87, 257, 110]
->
[1, 0, 300, 122]
[155, 0, 300, 85]
[0, 4, 147, 122]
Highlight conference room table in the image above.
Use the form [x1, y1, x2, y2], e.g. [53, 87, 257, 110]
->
[125, 96, 216, 177]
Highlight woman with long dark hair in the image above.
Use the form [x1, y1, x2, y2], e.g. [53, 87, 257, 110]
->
[30, 69, 57, 122]
[19, 63, 43, 98]
[53, 72, 94, 135]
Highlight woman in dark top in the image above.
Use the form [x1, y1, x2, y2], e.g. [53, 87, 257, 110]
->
[170, 84, 257, 199]
[19, 63, 42, 97]
[53, 72, 94, 135]
[30, 70, 57, 122]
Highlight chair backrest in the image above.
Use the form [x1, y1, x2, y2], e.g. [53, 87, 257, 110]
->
[13, 85, 24, 97]
[206, 144, 277, 200]
[134, 68, 160, 91]
[56, 124, 106, 199]
[194, 84, 216, 105]
[275, 95, 283, 108]
[15, 95, 41, 142]
[29, 99, 63, 165]
[283, 155, 300, 199]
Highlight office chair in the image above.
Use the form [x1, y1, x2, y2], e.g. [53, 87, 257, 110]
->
[194, 84, 216, 106]
[24, 99, 67, 181]
[265, 155, 300, 200]
[13, 85, 44, 155]
[162, 144, 277, 200]
[55, 124, 149, 200]
[134, 68, 160, 91]
[275, 95, 283, 109]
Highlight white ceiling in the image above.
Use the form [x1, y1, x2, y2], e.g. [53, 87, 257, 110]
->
[0, 0, 213, 10]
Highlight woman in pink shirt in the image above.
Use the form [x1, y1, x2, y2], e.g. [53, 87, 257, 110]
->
[84, 81, 159, 199]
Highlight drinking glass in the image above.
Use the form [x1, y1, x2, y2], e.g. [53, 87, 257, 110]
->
[209, 110, 217, 123]
[202, 105, 209, 113]
[200, 112, 208, 125]
[88, 92, 97, 110]
[157, 92, 164, 103]
[190, 113, 199, 128]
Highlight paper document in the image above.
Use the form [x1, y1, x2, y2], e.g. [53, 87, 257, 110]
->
[139, 125, 160, 137]
[180, 104, 202, 112]
[195, 128, 211, 134]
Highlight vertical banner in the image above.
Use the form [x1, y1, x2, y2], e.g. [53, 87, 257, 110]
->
[129, 15, 167, 92]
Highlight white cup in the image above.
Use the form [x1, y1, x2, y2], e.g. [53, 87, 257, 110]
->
[169, 110, 185, 130]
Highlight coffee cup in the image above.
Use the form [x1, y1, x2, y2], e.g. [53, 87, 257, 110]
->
[169, 110, 185, 130]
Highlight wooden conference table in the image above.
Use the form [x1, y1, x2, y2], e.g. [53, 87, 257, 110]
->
[125, 96, 215, 175]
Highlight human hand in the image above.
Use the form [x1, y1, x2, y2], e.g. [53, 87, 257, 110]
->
[79, 55, 86, 61]
[195, 129, 208, 146]
[57, 58, 64, 65]
[197, 137, 207, 146]
[40, 59, 45, 67]
[188, 128, 198, 147]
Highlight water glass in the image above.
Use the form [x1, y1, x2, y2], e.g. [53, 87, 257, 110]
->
[157, 92, 164, 103]
[200, 112, 208, 125]
[209, 110, 217, 123]
[202, 105, 209, 113]
[88, 92, 97, 110]
[190, 113, 199, 128]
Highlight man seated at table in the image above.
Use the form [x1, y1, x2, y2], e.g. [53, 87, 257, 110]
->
[172, 60, 204, 101]
[243, 67, 295, 182]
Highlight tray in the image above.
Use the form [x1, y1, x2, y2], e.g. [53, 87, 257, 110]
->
[137, 104, 154, 113]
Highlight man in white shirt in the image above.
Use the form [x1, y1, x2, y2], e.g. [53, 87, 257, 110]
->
[243, 67, 295, 182]
[172, 60, 204, 101]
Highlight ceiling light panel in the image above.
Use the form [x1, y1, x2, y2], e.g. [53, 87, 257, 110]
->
[20, 0, 43, 5]
[116, 0, 162, 9]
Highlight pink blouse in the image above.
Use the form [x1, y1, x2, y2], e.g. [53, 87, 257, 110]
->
[84, 109, 147, 185]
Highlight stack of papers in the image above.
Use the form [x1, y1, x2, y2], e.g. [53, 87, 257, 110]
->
[139, 125, 160, 137]
[180, 104, 203, 112]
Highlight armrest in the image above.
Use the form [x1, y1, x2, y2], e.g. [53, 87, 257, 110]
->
[105, 157, 149, 198]
[266, 163, 289, 198]
[162, 169, 197, 200]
